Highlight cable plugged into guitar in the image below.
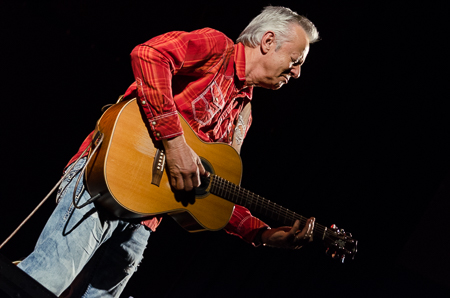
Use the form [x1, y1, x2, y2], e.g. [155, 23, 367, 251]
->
[324, 224, 358, 263]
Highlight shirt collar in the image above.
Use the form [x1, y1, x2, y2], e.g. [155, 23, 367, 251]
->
[234, 43, 253, 100]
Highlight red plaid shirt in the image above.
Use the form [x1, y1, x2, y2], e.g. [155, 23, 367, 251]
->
[69, 28, 269, 244]
[127, 28, 252, 144]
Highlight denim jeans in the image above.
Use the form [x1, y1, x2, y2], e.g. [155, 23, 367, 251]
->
[18, 158, 151, 297]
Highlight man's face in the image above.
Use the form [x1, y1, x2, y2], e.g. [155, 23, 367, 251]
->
[257, 25, 310, 90]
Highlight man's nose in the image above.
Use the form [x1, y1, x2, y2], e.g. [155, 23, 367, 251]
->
[290, 65, 301, 79]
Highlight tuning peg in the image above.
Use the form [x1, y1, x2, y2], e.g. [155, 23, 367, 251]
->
[325, 247, 336, 257]
[343, 248, 353, 255]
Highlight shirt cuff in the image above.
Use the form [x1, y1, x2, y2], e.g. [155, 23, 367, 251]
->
[224, 205, 270, 246]
[147, 111, 183, 140]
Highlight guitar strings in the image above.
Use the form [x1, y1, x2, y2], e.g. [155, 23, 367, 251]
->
[206, 176, 356, 255]
[207, 174, 329, 235]
[211, 175, 312, 226]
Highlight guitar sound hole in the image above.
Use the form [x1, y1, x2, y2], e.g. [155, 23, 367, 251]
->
[173, 157, 213, 207]
[195, 157, 213, 197]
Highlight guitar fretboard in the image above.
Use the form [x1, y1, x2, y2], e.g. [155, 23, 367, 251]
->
[208, 174, 328, 239]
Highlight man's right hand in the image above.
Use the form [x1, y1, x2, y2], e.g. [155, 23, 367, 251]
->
[162, 135, 206, 191]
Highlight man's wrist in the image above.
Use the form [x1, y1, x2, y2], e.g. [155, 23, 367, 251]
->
[254, 227, 270, 247]
[162, 134, 185, 149]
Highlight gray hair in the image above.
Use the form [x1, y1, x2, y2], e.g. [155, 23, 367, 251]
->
[236, 6, 319, 50]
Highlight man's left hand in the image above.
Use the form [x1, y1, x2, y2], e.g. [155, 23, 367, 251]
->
[261, 217, 315, 249]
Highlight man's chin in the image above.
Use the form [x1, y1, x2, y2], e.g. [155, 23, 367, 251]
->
[273, 82, 284, 90]
[258, 81, 284, 90]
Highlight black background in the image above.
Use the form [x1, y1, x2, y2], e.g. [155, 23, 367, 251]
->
[1, 1, 449, 297]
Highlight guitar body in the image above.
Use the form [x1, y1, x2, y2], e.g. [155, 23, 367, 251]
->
[85, 98, 242, 232]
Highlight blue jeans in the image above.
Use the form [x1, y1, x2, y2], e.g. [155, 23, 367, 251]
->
[18, 158, 151, 297]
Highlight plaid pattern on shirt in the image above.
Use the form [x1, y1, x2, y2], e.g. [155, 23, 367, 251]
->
[128, 28, 253, 145]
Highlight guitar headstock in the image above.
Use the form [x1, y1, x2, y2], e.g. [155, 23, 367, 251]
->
[323, 224, 358, 263]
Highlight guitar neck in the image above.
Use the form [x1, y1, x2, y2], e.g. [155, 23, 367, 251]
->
[209, 175, 328, 239]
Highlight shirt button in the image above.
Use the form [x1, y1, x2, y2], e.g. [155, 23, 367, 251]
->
[156, 132, 160, 137]
[142, 100, 146, 105]
[152, 121, 156, 125]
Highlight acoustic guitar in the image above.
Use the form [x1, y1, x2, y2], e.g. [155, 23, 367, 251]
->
[85, 98, 357, 261]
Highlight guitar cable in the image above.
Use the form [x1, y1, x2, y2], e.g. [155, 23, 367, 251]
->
[0, 131, 104, 250]
[71, 131, 104, 209]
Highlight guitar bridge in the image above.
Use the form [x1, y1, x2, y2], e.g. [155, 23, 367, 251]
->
[151, 148, 165, 186]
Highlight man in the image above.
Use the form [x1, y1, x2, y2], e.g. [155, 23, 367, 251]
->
[18, 6, 319, 297]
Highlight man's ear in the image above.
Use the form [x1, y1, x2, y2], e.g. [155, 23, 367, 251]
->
[260, 31, 276, 54]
